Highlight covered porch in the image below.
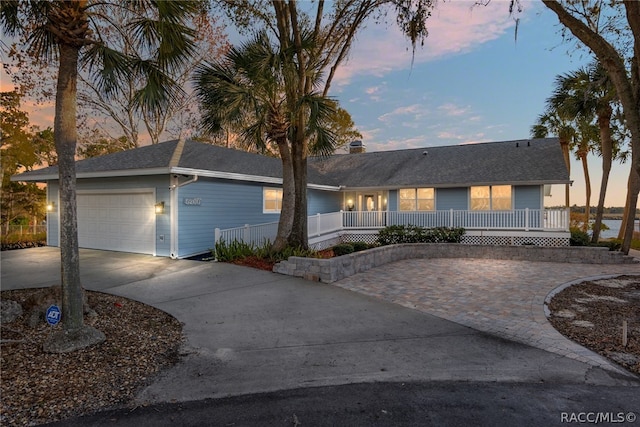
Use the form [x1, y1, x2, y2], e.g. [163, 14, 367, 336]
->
[214, 208, 571, 253]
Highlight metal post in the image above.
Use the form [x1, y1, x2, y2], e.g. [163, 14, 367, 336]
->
[243, 224, 250, 244]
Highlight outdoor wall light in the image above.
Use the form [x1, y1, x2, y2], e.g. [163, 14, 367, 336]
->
[46, 201, 56, 212]
[347, 199, 354, 210]
[155, 201, 165, 214]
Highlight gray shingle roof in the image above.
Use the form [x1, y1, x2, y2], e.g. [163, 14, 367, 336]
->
[14, 137, 569, 187]
[308, 138, 569, 188]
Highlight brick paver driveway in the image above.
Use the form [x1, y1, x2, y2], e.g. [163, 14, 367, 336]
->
[333, 258, 640, 373]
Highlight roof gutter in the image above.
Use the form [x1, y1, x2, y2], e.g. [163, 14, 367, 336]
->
[169, 167, 341, 191]
[11, 167, 172, 182]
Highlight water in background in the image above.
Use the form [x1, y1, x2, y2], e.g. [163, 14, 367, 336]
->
[600, 219, 639, 239]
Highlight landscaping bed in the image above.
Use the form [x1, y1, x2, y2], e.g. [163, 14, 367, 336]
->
[547, 275, 640, 376]
[0, 288, 183, 427]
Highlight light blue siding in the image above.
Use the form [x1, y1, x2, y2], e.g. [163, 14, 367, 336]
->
[514, 186, 542, 209]
[308, 189, 342, 214]
[514, 185, 543, 228]
[155, 183, 171, 257]
[436, 188, 468, 210]
[177, 178, 284, 257]
[388, 190, 398, 211]
[46, 182, 59, 247]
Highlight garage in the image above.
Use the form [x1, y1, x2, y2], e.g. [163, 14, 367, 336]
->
[77, 191, 156, 255]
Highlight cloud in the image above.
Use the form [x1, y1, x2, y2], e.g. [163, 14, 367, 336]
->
[437, 131, 466, 140]
[369, 135, 429, 152]
[332, 1, 522, 87]
[438, 103, 471, 116]
[364, 84, 387, 101]
[365, 86, 381, 95]
[378, 104, 429, 124]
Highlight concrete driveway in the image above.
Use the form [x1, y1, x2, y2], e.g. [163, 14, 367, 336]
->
[1, 247, 638, 407]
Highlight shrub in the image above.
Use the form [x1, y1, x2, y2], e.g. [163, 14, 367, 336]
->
[213, 239, 255, 261]
[269, 245, 317, 262]
[352, 241, 371, 252]
[593, 240, 621, 251]
[332, 243, 354, 256]
[377, 225, 465, 246]
[376, 225, 408, 245]
[1, 232, 47, 245]
[214, 239, 320, 263]
[569, 228, 590, 246]
[606, 238, 640, 251]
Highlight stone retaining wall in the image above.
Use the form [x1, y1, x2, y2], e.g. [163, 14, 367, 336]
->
[272, 244, 639, 283]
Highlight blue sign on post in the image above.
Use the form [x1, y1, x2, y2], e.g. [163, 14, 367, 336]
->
[46, 305, 61, 325]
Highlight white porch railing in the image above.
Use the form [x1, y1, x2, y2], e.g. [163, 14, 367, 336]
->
[214, 221, 279, 247]
[214, 208, 569, 247]
[343, 208, 569, 231]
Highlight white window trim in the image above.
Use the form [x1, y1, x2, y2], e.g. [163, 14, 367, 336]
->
[398, 188, 435, 211]
[263, 187, 283, 214]
[470, 185, 513, 211]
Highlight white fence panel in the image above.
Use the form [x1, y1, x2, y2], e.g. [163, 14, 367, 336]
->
[214, 208, 569, 248]
[215, 221, 279, 247]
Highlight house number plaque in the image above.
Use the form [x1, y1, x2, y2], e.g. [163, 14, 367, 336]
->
[183, 197, 202, 206]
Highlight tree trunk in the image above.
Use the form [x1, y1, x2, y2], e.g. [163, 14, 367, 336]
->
[273, 139, 295, 251]
[579, 150, 591, 232]
[55, 43, 84, 332]
[591, 112, 613, 243]
[621, 167, 640, 254]
[541, 0, 640, 252]
[43, 42, 104, 353]
[289, 138, 308, 249]
[559, 138, 571, 207]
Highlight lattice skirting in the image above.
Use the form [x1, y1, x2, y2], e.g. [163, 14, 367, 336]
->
[461, 235, 569, 247]
[309, 235, 342, 251]
[340, 232, 380, 245]
[313, 231, 570, 248]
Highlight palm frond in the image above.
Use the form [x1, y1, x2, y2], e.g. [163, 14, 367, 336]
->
[81, 44, 133, 98]
[0, 0, 21, 35]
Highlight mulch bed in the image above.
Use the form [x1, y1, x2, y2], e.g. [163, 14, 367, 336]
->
[0, 289, 183, 427]
[547, 275, 640, 376]
[230, 249, 335, 271]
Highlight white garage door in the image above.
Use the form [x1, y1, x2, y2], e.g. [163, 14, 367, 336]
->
[77, 191, 155, 254]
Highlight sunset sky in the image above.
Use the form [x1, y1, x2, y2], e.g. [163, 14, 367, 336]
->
[324, 0, 630, 208]
[2, 0, 631, 208]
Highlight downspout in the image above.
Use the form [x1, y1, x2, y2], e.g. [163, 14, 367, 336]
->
[169, 174, 199, 259]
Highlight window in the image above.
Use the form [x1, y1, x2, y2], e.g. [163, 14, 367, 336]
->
[399, 189, 416, 211]
[416, 188, 435, 211]
[399, 188, 434, 211]
[470, 185, 511, 211]
[491, 185, 512, 210]
[263, 188, 283, 213]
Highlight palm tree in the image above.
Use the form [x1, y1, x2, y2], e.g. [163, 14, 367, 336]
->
[532, 111, 598, 232]
[548, 62, 619, 242]
[194, 32, 337, 251]
[531, 112, 575, 207]
[1, 1, 199, 352]
[540, 65, 622, 233]
[573, 120, 599, 232]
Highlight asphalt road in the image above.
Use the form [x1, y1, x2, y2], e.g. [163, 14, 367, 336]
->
[45, 381, 639, 427]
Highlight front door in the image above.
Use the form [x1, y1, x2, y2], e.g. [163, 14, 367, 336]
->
[364, 194, 376, 211]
